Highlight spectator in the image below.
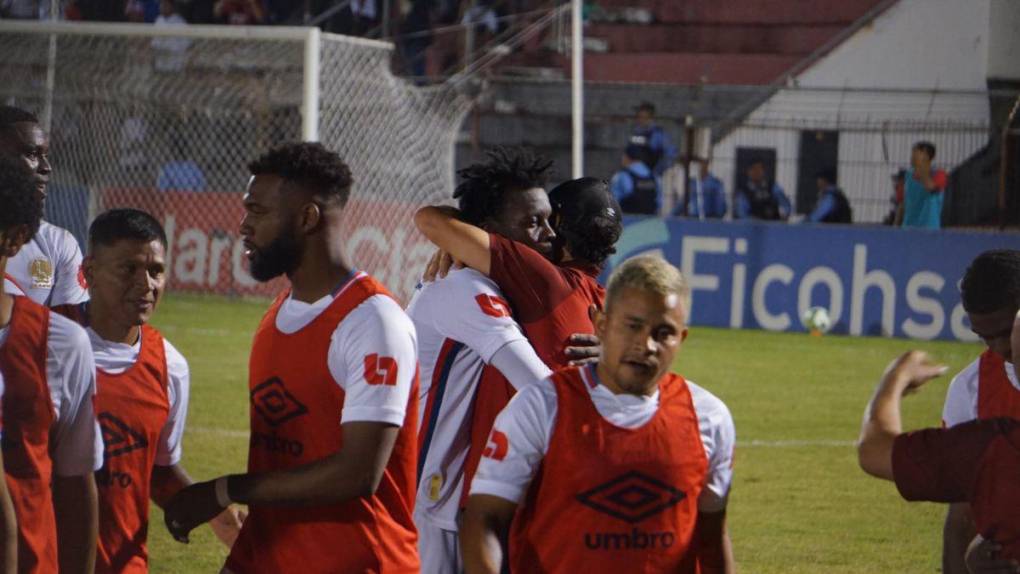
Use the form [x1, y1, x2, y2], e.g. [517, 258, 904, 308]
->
[157, 137, 207, 192]
[675, 157, 726, 219]
[152, 0, 190, 73]
[734, 160, 791, 221]
[400, 0, 434, 80]
[611, 144, 660, 215]
[628, 101, 677, 177]
[157, 158, 206, 192]
[805, 167, 852, 224]
[214, 0, 264, 25]
[897, 141, 947, 229]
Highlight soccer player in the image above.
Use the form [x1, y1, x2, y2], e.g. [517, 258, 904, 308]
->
[407, 148, 557, 571]
[416, 175, 623, 528]
[461, 255, 735, 573]
[0, 158, 102, 574]
[857, 344, 1020, 568]
[0, 106, 89, 321]
[939, 250, 1020, 574]
[163, 143, 420, 572]
[83, 209, 243, 573]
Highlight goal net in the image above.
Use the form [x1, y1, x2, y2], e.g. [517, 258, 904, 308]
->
[0, 22, 472, 301]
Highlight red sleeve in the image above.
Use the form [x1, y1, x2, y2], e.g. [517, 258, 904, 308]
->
[932, 170, 948, 191]
[891, 419, 999, 503]
[488, 234, 573, 323]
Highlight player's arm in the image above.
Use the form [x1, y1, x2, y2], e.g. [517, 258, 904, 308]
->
[415, 206, 492, 275]
[462, 494, 518, 574]
[0, 435, 16, 574]
[424, 272, 551, 388]
[50, 228, 89, 324]
[48, 318, 100, 574]
[693, 393, 736, 574]
[857, 351, 947, 480]
[165, 422, 401, 542]
[461, 383, 554, 574]
[151, 344, 243, 547]
[693, 511, 734, 574]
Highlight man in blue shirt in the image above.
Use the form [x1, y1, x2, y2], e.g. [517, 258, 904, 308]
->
[675, 157, 726, 219]
[805, 167, 852, 224]
[897, 141, 947, 229]
[734, 160, 791, 221]
[610, 144, 659, 215]
[628, 102, 677, 177]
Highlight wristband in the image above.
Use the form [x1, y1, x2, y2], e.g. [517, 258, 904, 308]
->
[214, 476, 232, 508]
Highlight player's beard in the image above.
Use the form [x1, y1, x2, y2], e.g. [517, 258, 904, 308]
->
[248, 228, 302, 283]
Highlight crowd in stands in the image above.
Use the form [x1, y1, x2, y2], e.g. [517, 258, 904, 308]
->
[610, 102, 949, 229]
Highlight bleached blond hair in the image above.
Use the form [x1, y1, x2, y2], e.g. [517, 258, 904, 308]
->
[605, 255, 691, 318]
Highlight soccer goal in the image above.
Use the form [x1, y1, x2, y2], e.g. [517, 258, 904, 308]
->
[0, 21, 473, 301]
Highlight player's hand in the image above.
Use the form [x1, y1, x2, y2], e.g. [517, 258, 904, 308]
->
[423, 250, 463, 282]
[565, 333, 601, 366]
[164, 480, 227, 544]
[884, 350, 948, 396]
[208, 505, 246, 549]
[965, 535, 1020, 574]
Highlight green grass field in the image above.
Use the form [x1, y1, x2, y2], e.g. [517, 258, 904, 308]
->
[145, 293, 981, 573]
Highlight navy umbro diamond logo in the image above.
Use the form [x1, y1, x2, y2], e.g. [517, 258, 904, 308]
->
[576, 470, 687, 524]
[98, 412, 149, 458]
[251, 377, 309, 427]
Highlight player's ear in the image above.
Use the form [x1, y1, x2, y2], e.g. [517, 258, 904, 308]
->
[298, 202, 322, 234]
[679, 327, 689, 344]
[593, 306, 608, 339]
[81, 254, 96, 289]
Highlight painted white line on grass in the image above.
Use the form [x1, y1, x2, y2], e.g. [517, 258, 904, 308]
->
[190, 427, 249, 439]
[742, 439, 855, 448]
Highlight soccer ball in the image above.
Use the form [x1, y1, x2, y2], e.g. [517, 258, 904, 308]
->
[801, 306, 832, 334]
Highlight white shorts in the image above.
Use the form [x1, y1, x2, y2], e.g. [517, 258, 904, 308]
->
[416, 512, 462, 574]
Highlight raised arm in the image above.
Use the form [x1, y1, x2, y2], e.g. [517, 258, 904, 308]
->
[857, 351, 948, 480]
[415, 206, 493, 276]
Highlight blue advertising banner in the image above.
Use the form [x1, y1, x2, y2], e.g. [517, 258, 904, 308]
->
[602, 218, 1020, 341]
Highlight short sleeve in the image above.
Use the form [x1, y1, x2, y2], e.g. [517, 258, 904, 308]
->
[47, 314, 103, 476]
[470, 380, 557, 504]
[155, 339, 190, 466]
[418, 269, 528, 363]
[488, 234, 572, 324]
[329, 295, 417, 426]
[942, 359, 980, 428]
[689, 383, 735, 513]
[48, 228, 89, 308]
[891, 419, 998, 503]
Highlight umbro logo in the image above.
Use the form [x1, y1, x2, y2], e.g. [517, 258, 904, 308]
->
[251, 377, 309, 427]
[576, 471, 687, 524]
[98, 412, 149, 458]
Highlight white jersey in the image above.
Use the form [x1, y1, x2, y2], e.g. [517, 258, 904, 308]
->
[7, 222, 89, 308]
[406, 268, 550, 530]
[472, 368, 736, 514]
[274, 273, 417, 427]
[0, 306, 103, 476]
[942, 355, 1019, 428]
[87, 327, 191, 466]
